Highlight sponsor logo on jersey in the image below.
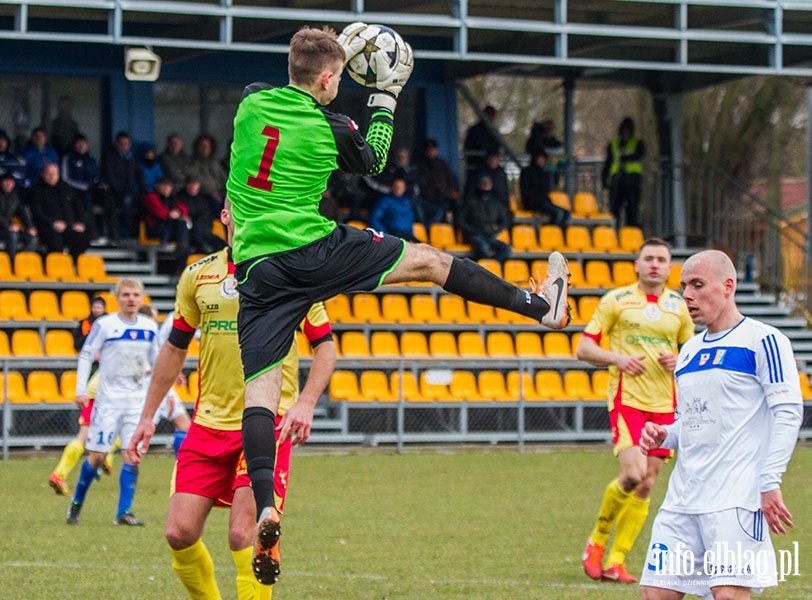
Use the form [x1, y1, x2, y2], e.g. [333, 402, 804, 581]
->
[712, 349, 726, 365]
[699, 352, 711, 366]
[663, 299, 679, 313]
[197, 273, 219, 281]
[220, 276, 238, 300]
[201, 319, 238, 333]
[348, 118, 359, 131]
[643, 303, 662, 321]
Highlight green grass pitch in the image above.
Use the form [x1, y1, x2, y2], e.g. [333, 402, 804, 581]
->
[1, 445, 810, 599]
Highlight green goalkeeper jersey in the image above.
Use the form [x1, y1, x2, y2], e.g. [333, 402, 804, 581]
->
[227, 83, 393, 263]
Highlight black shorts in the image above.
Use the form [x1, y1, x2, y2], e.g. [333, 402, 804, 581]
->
[235, 224, 406, 380]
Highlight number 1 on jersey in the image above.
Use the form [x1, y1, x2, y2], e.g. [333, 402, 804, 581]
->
[247, 126, 280, 192]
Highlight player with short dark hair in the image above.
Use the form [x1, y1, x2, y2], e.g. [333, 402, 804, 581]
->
[227, 24, 570, 585]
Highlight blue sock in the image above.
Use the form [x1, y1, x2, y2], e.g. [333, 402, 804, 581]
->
[116, 463, 139, 518]
[173, 430, 187, 459]
[72, 459, 98, 505]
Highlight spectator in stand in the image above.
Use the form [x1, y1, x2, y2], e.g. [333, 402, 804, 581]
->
[100, 131, 137, 243]
[472, 150, 510, 218]
[368, 177, 418, 242]
[61, 134, 100, 239]
[414, 138, 457, 230]
[22, 127, 59, 187]
[0, 171, 37, 260]
[457, 174, 512, 264]
[602, 117, 645, 229]
[0, 129, 28, 189]
[28, 163, 91, 259]
[463, 105, 500, 180]
[177, 175, 226, 254]
[159, 133, 190, 193]
[391, 148, 421, 198]
[520, 151, 570, 230]
[137, 146, 164, 197]
[143, 176, 190, 253]
[525, 119, 567, 187]
[50, 96, 80, 159]
[188, 134, 227, 202]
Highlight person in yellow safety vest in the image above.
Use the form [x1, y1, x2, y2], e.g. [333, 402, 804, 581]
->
[602, 117, 645, 229]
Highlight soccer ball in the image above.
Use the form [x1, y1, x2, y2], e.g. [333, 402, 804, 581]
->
[344, 24, 402, 87]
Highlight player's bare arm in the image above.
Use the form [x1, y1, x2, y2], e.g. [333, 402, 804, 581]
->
[576, 335, 647, 376]
[74, 394, 89, 409]
[127, 340, 189, 463]
[656, 352, 677, 372]
[761, 489, 794, 535]
[639, 422, 667, 453]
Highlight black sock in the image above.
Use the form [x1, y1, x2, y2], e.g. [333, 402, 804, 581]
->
[242, 406, 277, 517]
[443, 257, 549, 320]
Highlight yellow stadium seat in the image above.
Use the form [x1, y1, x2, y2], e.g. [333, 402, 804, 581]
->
[529, 259, 548, 282]
[186, 372, 200, 401]
[370, 331, 400, 357]
[612, 261, 637, 286]
[186, 253, 206, 266]
[494, 228, 511, 245]
[487, 331, 515, 358]
[798, 372, 812, 401]
[535, 370, 565, 401]
[0, 331, 9, 355]
[466, 301, 496, 324]
[391, 371, 421, 401]
[45, 330, 77, 356]
[61, 291, 92, 321]
[295, 330, 311, 357]
[11, 330, 43, 356]
[438, 295, 471, 323]
[478, 370, 509, 401]
[585, 260, 614, 288]
[510, 224, 539, 252]
[537, 225, 565, 252]
[419, 371, 450, 401]
[570, 332, 584, 355]
[345, 220, 366, 230]
[0, 290, 32, 320]
[458, 331, 487, 357]
[45, 252, 81, 282]
[477, 258, 502, 278]
[325, 294, 354, 324]
[565, 261, 585, 288]
[668, 263, 682, 289]
[211, 219, 226, 241]
[591, 226, 620, 253]
[410, 294, 440, 323]
[0, 371, 28, 403]
[186, 337, 200, 357]
[565, 225, 593, 253]
[14, 251, 49, 281]
[592, 370, 609, 400]
[76, 254, 116, 283]
[412, 222, 427, 243]
[618, 226, 644, 254]
[564, 370, 598, 400]
[495, 306, 530, 325]
[429, 223, 469, 250]
[543, 332, 571, 358]
[60, 371, 77, 403]
[352, 293, 384, 323]
[381, 294, 415, 323]
[450, 370, 480, 401]
[329, 371, 359, 401]
[400, 331, 429, 357]
[506, 371, 540, 401]
[0, 252, 20, 281]
[95, 291, 119, 313]
[516, 332, 544, 357]
[139, 221, 160, 246]
[28, 370, 64, 403]
[572, 192, 599, 217]
[360, 370, 395, 402]
[173, 380, 192, 403]
[429, 331, 458, 357]
[548, 190, 571, 211]
[579, 296, 601, 324]
[340, 331, 369, 357]
[503, 259, 530, 285]
[29, 290, 65, 321]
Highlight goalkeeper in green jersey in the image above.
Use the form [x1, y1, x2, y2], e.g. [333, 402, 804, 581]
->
[226, 23, 571, 585]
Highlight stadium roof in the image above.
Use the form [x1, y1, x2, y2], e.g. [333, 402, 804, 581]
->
[2, 0, 812, 92]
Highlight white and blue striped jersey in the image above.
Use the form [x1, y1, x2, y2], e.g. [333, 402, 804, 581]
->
[662, 317, 802, 513]
[76, 312, 158, 408]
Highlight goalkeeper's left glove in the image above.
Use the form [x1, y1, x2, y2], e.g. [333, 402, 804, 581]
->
[337, 22, 368, 65]
[367, 40, 414, 113]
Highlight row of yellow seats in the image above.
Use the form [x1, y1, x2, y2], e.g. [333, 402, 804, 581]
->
[329, 369, 609, 402]
[335, 330, 597, 359]
[0, 370, 199, 404]
[0, 252, 115, 283]
[0, 289, 153, 322]
[0, 329, 198, 357]
[531, 191, 613, 219]
[325, 293, 602, 326]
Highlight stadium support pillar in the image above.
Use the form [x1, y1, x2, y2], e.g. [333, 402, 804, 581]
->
[667, 93, 687, 249]
[563, 76, 575, 196]
[423, 83, 459, 180]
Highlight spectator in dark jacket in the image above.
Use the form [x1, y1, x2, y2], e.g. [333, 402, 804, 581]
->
[188, 134, 227, 201]
[176, 176, 226, 254]
[368, 177, 418, 242]
[21, 127, 59, 187]
[414, 139, 457, 230]
[0, 171, 37, 260]
[520, 151, 570, 230]
[28, 163, 91, 258]
[73, 295, 106, 352]
[159, 133, 190, 193]
[61, 134, 100, 238]
[50, 96, 80, 159]
[143, 176, 190, 253]
[469, 151, 511, 224]
[463, 105, 500, 178]
[0, 129, 28, 189]
[457, 175, 512, 264]
[100, 131, 137, 242]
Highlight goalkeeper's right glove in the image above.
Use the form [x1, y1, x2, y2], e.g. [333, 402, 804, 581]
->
[367, 40, 414, 114]
[337, 21, 368, 65]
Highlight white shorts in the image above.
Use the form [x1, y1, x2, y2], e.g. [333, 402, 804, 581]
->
[152, 389, 188, 425]
[639, 508, 777, 598]
[86, 402, 142, 453]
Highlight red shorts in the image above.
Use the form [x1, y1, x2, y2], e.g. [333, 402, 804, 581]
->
[79, 399, 94, 427]
[173, 416, 292, 511]
[610, 402, 674, 458]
